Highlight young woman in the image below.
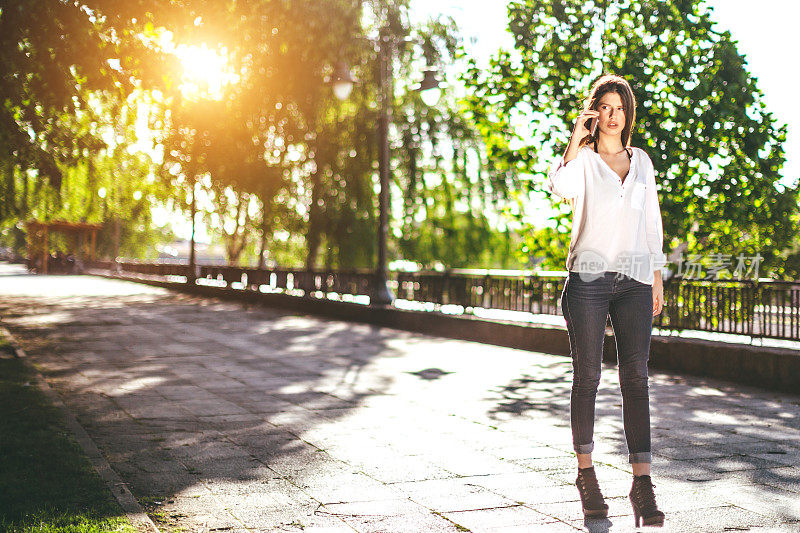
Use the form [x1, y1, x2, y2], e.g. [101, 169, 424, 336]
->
[546, 74, 666, 527]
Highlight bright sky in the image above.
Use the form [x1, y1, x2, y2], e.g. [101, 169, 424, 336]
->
[410, 0, 799, 185]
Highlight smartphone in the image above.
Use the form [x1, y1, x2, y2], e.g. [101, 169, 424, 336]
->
[584, 115, 598, 136]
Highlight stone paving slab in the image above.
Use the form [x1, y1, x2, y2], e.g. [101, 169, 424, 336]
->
[1, 267, 800, 532]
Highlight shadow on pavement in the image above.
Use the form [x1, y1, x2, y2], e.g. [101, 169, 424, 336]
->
[3, 264, 800, 531]
[582, 517, 612, 533]
[483, 340, 800, 526]
[0, 274, 405, 530]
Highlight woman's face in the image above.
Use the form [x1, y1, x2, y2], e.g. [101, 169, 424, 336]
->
[595, 92, 626, 137]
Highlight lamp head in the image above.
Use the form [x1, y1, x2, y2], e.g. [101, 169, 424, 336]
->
[418, 68, 442, 106]
[331, 61, 356, 100]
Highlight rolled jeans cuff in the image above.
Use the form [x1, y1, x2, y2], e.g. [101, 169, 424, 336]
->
[575, 441, 594, 454]
[629, 451, 651, 464]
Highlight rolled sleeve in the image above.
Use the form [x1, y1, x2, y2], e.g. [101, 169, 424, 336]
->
[546, 149, 585, 199]
[644, 157, 667, 269]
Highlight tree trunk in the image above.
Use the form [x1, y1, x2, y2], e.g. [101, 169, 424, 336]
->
[189, 176, 196, 278]
[258, 194, 270, 269]
[305, 166, 322, 270]
[224, 192, 250, 266]
[114, 218, 121, 260]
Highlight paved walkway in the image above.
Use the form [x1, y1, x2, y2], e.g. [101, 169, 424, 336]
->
[1, 265, 799, 532]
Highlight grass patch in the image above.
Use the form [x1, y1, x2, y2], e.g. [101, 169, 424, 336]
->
[0, 336, 14, 355]
[0, 354, 135, 532]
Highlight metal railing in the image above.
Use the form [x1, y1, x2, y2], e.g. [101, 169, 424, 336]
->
[88, 260, 376, 298]
[86, 261, 800, 342]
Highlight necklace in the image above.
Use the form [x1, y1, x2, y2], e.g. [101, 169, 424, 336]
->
[592, 140, 631, 159]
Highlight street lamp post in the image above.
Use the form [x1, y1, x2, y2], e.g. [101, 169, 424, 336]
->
[188, 174, 197, 283]
[373, 29, 394, 306]
[332, 31, 442, 306]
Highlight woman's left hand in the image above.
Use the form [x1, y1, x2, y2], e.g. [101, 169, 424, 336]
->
[652, 270, 664, 316]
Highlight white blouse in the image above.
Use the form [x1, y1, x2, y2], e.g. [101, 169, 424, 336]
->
[546, 145, 667, 285]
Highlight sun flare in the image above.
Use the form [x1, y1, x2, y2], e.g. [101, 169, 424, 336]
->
[174, 44, 238, 100]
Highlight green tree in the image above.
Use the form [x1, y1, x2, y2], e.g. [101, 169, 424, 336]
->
[0, 0, 181, 196]
[390, 17, 525, 270]
[0, 1, 185, 256]
[154, 0, 369, 268]
[463, 0, 799, 278]
[0, 91, 172, 259]
[1, 0, 539, 271]
[149, 0, 510, 270]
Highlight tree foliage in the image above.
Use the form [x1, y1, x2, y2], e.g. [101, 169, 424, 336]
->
[0, 0, 177, 187]
[390, 17, 523, 269]
[1, 0, 533, 271]
[155, 0, 522, 269]
[0, 91, 172, 257]
[463, 0, 799, 278]
[0, 0, 182, 255]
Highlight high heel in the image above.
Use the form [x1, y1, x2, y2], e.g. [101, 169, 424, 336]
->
[576, 466, 609, 518]
[629, 474, 665, 527]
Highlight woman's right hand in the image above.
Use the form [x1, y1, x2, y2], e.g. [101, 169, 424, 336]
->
[560, 108, 600, 165]
[573, 109, 600, 140]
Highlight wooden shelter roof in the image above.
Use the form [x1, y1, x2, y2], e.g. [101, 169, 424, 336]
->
[26, 220, 102, 233]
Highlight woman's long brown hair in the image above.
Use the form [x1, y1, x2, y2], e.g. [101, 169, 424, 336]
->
[558, 74, 637, 211]
[578, 74, 637, 150]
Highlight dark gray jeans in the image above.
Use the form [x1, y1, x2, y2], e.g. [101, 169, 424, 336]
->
[561, 270, 654, 464]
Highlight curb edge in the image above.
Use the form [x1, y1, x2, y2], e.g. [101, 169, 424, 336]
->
[0, 324, 161, 533]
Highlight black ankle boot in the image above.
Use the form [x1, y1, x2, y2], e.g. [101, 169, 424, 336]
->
[629, 474, 665, 527]
[576, 466, 609, 518]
